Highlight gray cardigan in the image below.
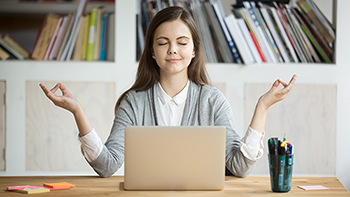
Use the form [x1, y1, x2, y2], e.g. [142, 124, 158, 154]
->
[89, 80, 257, 178]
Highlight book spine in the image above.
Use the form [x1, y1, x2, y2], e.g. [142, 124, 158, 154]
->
[99, 14, 107, 61]
[0, 37, 24, 60]
[212, 1, 241, 63]
[87, 7, 97, 61]
[81, 14, 90, 60]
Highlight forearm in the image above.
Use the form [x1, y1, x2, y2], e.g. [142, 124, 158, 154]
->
[249, 98, 267, 134]
[74, 105, 93, 137]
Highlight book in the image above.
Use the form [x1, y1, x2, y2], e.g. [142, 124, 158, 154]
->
[87, 7, 97, 61]
[93, 6, 104, 61]
[243, 2, 276, 63]
[50, 14, 71, 60]
[2, 34, 30, 59]
[225, 14, 254, 64]
[64, 0, 89, 61]
[191, 0, 218, 63]
[31, 13, 60, 60]
[0, 34, 25, 60]
[236, 8, 266, 63]
[107, 12, 115, 61]
[291, 7, 321, 63]
[99, 13, 108, 61]
[294, 7, 332, 58]
[211, 0, 241, 63]
[293, 7, 330, 63]
[269, 6, 299, 62]
[72, 16, 86, 61]
[57, 13, 75, 60]
[252, 2, 282, 62]
[44, 17, 63, 60]
[236, 18, 262, 64]
[0, 47, 10, 60]
[204, 1, 233, 63]
[297, 0, 334, 44]
[259, 3, 290, 63]
[81, 13, 90, 60]
[283, 4, 313, 62]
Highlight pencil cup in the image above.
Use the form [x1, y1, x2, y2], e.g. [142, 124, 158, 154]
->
[268, 154, 294, 192]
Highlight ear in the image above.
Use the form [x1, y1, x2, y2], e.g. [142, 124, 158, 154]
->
[152, 49, 156, 59]
[192, 51, 195, 58]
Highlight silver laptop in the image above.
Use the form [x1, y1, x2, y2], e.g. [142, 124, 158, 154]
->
[124, 126, 226, 191]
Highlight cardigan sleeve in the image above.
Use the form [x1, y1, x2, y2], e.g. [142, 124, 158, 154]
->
[210, 88, 260, 177]
[87, 93, 136, 178]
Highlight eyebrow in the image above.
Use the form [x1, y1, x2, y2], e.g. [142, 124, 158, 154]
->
[155, 36, 190, 41]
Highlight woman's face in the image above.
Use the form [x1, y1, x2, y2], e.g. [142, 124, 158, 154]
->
[152, 19, 195, 79]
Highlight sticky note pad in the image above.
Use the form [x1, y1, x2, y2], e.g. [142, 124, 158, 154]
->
[14, 188, 50, 194]
[43, 182, 76, 188]
[44, 186, 71, 190]
[298, 185, 329, 190]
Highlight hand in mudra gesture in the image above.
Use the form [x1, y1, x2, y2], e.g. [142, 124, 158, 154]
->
[259, 74, 297, 111]
[39, 83, 81, 114]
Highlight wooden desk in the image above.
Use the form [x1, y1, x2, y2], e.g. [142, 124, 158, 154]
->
[1, 176, 349, 196]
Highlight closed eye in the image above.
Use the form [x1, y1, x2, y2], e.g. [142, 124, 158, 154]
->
[179, 43, 187, 45]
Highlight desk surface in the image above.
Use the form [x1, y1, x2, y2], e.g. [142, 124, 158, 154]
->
[1, 176, 349, 196]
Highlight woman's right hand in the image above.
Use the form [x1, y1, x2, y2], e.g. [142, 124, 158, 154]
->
[39, 83, 81, 114]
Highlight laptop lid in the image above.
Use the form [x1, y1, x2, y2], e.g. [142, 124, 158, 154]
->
[124, 126, 226, 191]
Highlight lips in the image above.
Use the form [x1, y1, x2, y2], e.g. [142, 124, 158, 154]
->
[166, 59, 180, 63]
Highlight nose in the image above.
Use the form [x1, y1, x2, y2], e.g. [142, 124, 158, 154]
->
[168, 44, 177, 55]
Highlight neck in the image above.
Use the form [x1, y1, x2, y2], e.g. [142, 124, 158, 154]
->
[159, 75, 188, 98]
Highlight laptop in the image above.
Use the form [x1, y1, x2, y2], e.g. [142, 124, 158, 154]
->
[124, 126, 226, 191]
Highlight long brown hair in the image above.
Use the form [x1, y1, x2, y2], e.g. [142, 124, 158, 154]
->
[115, 6, 211, 111]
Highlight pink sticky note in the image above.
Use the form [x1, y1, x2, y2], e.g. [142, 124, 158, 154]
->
[7, 186, 42, 190]
[298, 185, 329, 190]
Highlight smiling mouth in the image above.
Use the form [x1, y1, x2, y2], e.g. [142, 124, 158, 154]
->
[167, 59, 180, 63]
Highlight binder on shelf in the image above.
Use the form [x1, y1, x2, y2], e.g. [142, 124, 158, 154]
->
[32, 13, 60, 60]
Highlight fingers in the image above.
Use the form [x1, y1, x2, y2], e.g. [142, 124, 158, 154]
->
[59, 83, 70, 95]
[39, 83, 61, 103]
[281, 75, 297, 94]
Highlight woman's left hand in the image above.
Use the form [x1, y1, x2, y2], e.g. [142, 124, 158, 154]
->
[258, 74, 297, 111]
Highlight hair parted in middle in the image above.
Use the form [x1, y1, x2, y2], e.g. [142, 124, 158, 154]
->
[115, 6, 211, 109]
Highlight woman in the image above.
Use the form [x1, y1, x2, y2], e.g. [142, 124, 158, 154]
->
[40, 6, 296, 178]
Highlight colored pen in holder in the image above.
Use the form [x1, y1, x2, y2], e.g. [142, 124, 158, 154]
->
[268, 137, 294, 192]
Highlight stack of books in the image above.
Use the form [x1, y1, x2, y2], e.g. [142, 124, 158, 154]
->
[136, 0, 335, 64]
[31, 0, 115, 62]
[0, 0, 115, 62]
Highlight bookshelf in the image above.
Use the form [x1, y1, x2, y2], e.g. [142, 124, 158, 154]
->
[0, 0, 350, 192]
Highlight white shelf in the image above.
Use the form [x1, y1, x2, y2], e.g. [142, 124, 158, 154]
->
[0, 2, 115, 15]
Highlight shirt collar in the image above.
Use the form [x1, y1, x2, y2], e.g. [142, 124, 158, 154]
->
[158, 80, 189, 106]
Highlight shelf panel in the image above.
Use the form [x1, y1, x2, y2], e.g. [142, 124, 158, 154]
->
[0, 2, 115, 15]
